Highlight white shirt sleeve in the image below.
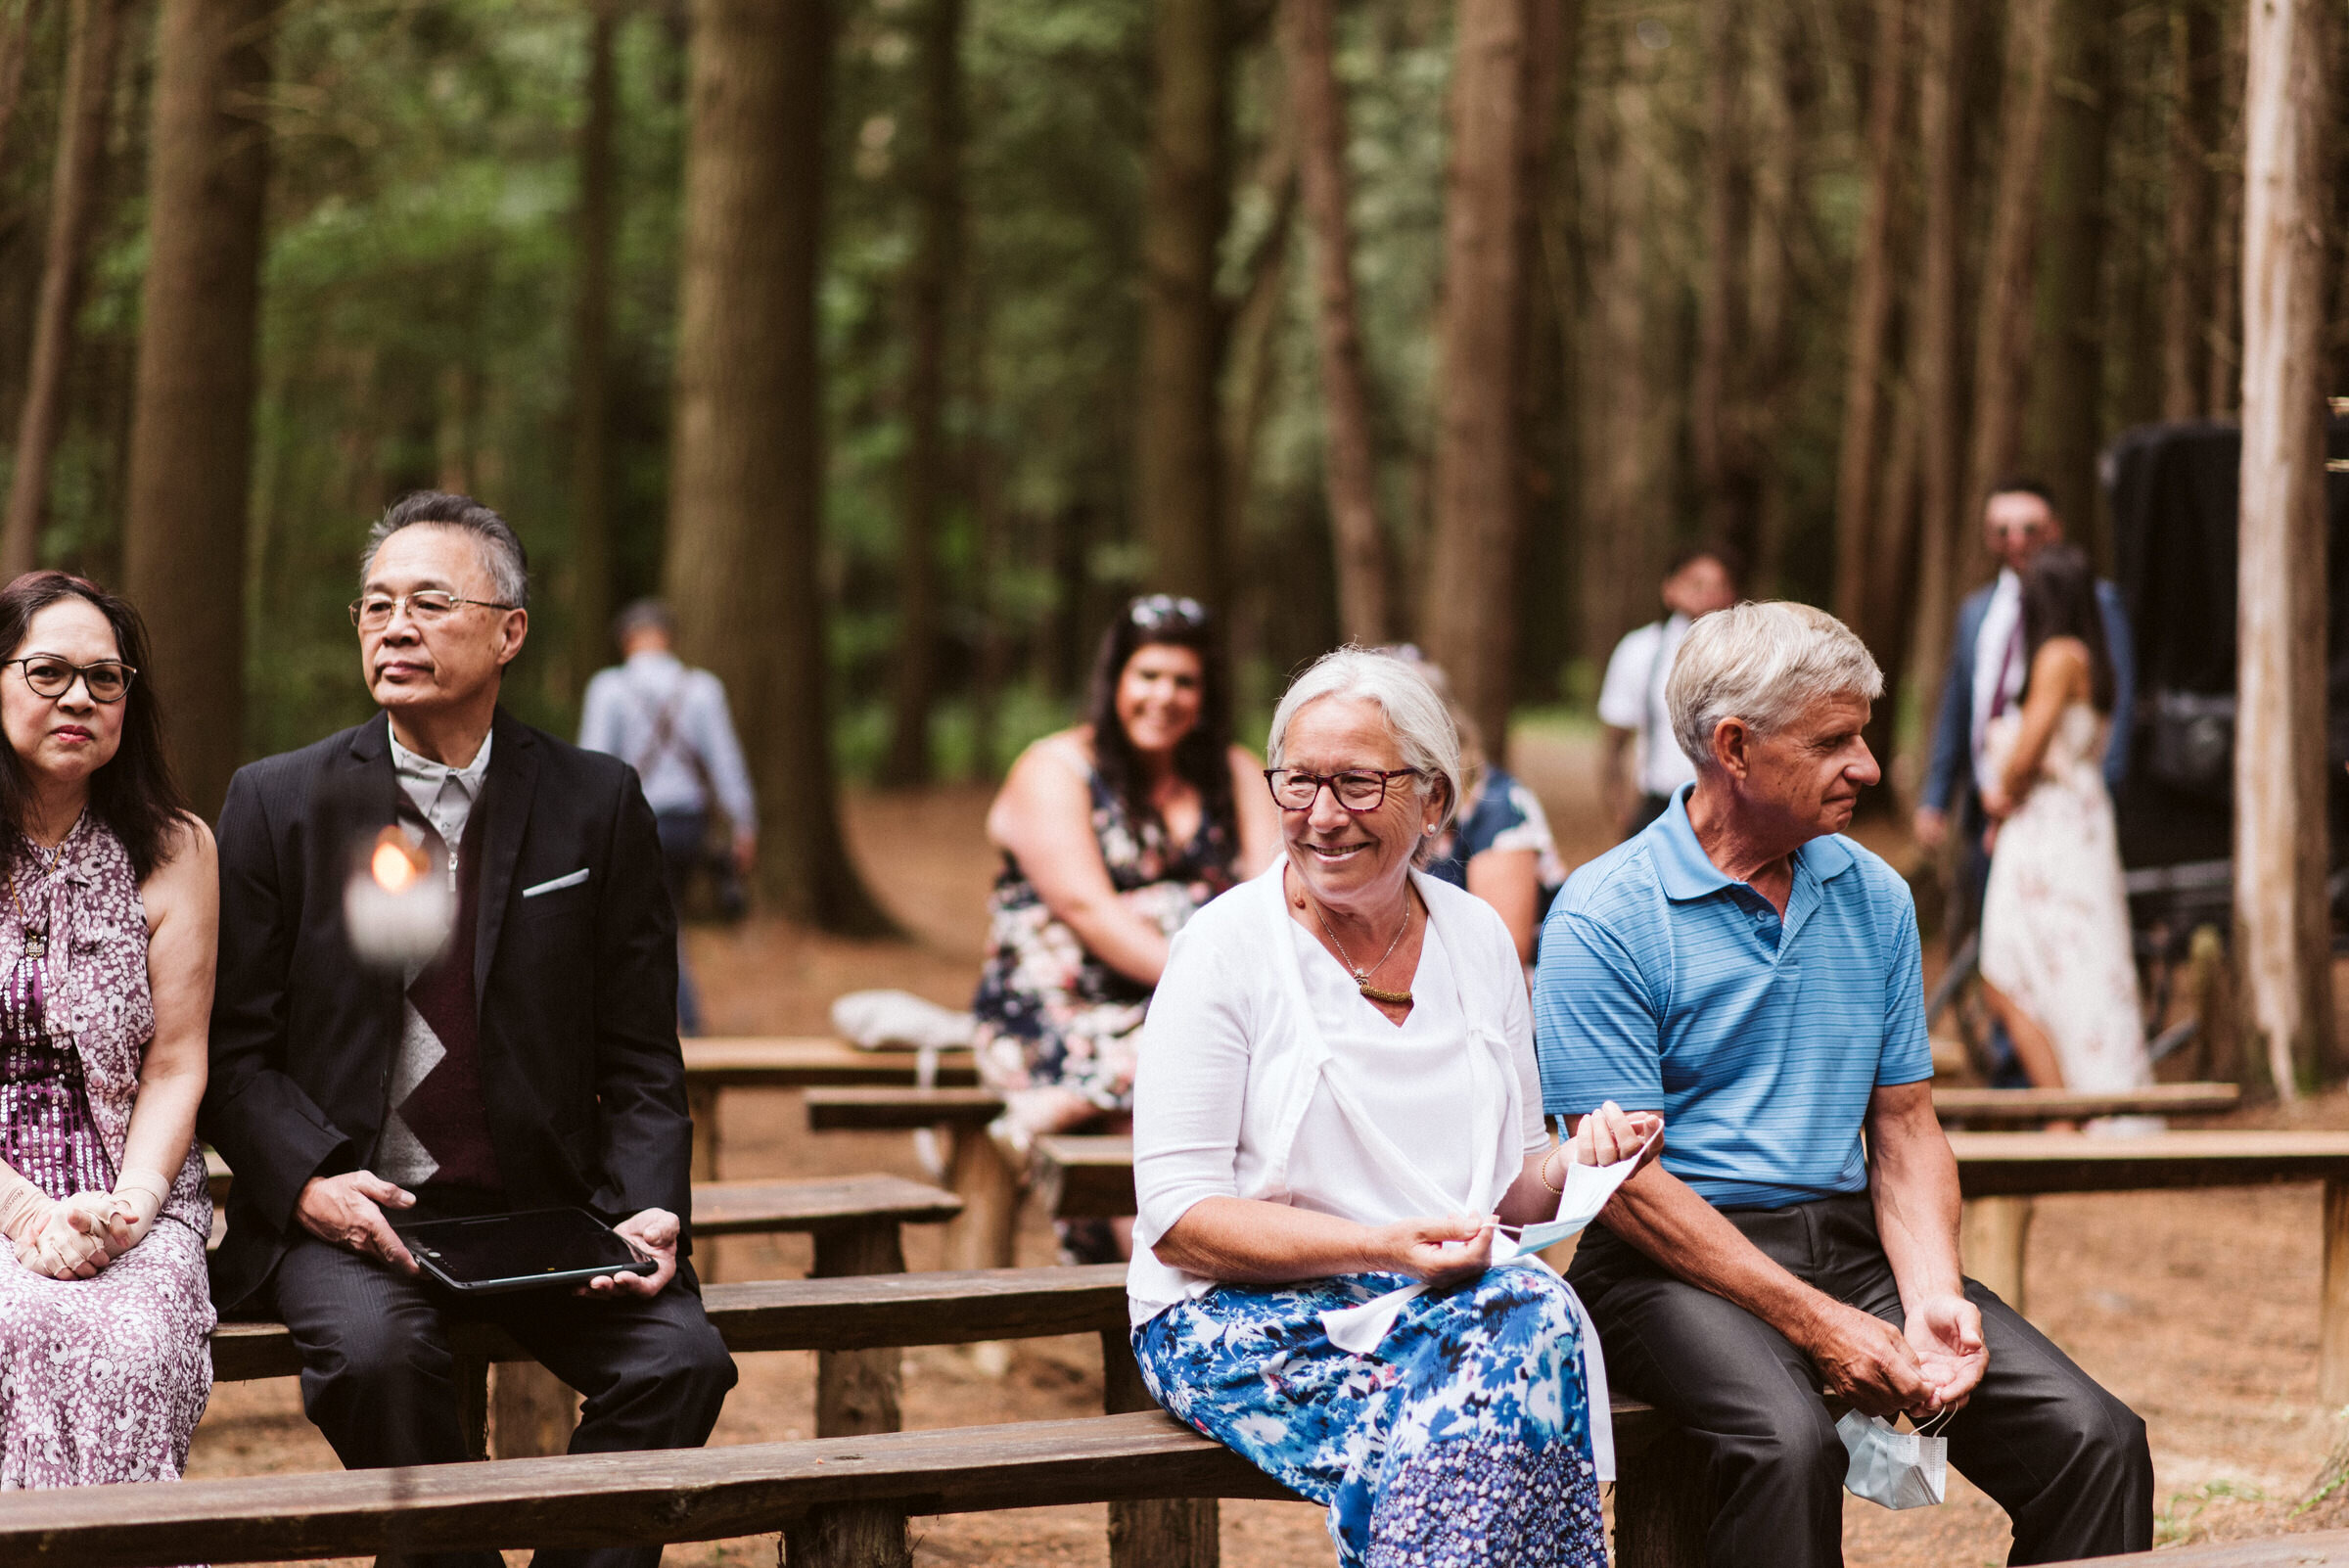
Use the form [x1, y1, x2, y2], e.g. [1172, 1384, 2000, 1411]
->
[1131, 920, 1256, 1248]
[578, 669, 622, 756]
[688, 670, 759, 827]
[1596, 624, 1659, 730]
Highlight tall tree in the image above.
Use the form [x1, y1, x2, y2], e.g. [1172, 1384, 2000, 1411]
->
[2235, 0, 2334, 1100]
[1833, 0, 1908, 628]
[3, 0, 123, 579]
[2161, 0, 2221, 420]
[1420, 0, 1552, 758]
[881, 0, 965, 784]
[2205, 0, 2247, 417]
[1905, 0, 1966, 748]
[567, 0, 620, 701]
[1690, 0, 1747, 555]
[1738, 0, 1797, 592]
[1281, 0, 1389, 645]
[666, 0, 891, 933]
[119, 0, 271, 821]
[2025, 0, 2116, 545]
[0, 0, 39, 174]
[1134, 0, 1228, 606]
[1960, 0, 2059, 581]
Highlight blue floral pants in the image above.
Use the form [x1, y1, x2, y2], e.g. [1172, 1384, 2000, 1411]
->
[1132, 1267, 1608, 1567]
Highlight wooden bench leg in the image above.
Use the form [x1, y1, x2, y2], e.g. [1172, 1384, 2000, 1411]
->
[1960, 1195, 2034, 1314]
[453, 1351, 489, 1461]
[689, 1082, 722, 1180]
[812, 1220, 905, 1437]
[1613, 1427, 1709, 1568]
[491, 1361, 579, 1459]
[783, 1502, 910, 1567]
[943, 1124, 1020, 1271]
[2324, 1177, 2349, 1406]
[1101, 1328, 1220, 1568]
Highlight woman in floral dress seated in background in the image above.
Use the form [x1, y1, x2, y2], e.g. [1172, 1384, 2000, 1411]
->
[972, 596, 1277, 1260]
[0, 571, 218, 1488]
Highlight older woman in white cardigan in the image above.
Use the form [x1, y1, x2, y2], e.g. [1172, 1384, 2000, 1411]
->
[1129, 648, 1660, 1568]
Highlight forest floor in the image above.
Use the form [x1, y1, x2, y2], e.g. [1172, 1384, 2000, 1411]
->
[188, 725, 2349, 1566]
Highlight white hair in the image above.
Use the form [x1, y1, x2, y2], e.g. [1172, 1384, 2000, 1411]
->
[1668, 601, 1884, 770]
[1267, 646, 1463, 837]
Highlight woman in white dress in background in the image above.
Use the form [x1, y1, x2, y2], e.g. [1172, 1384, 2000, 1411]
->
[1978, 544, 2154, 1107]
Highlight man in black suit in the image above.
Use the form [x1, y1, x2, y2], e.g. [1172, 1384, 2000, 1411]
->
[203, 491, 736, 1568]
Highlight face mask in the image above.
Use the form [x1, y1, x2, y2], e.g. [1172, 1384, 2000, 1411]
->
[1837, 1407, 1954, 1510]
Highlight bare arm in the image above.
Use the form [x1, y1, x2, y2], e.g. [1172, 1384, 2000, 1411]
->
[1865, 1080, 1985, 1406]
[1466, 847, 1543, 966]
[987, 732, 1174, 988]
[1990, 638, 2091, 810]
[1227, 745, 1281, 877]
[1602, 726, 1635, 826]
[108, 816, 217, 1249]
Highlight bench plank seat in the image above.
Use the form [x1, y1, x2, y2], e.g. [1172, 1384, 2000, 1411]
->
[689, 1175, 961, 1235]
[681, 1038, 979, 1089]
[1947, 1130, 2349, 1196]
[804, 1088, 1008, 1130]
[1932, 1083, 2241, 1125]
[2044, 1533, 2349, 1566]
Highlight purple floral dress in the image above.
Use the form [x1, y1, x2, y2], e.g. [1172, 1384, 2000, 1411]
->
[0, 814, 213, 1489]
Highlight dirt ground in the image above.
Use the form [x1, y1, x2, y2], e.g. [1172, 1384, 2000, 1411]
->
[188, 730, 2349, 1565]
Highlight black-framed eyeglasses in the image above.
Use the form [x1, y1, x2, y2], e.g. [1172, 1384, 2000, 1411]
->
[349, 590, 520, 631]
[1129, 593, 1208, 631]
[2, 656, 136, 704]
[1264, 767, 1423, 812]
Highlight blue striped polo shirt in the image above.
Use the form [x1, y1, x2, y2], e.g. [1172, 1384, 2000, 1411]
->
[1533, 785, 1931, 1209]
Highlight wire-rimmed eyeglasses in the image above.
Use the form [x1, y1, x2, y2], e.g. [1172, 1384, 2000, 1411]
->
[349, 590, 521, 631]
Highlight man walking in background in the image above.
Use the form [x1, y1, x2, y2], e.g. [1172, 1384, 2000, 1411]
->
[1597, 544, 1741, 838]
[580, 599, 757, 1038]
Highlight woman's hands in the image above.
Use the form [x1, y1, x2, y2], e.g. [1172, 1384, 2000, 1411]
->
[23, 1191, 113, 1278]
[1568, 1101, 1665, 1171]
[1374, 1213, 1497, 1289]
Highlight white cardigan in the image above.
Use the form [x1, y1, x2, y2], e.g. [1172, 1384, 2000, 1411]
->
[1128, 858, 1545, 1323]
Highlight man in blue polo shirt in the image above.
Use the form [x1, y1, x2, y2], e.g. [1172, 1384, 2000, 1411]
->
[1537, 602, 2148, 1568]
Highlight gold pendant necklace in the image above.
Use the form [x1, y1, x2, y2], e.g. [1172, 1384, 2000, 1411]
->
[1295, 868, 1414, 1005]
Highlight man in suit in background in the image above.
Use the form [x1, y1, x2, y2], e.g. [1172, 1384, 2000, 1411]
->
[1915, 479, 2137, 1083]
[202, 491, 736, 1568]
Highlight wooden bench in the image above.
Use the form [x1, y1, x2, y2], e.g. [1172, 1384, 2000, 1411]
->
[682, 1038, 979, 1179]
[1036, 1130, 2349, 1404]
[1932, 1082, 2241, 1126]
[804, 1088, 1015, 1271]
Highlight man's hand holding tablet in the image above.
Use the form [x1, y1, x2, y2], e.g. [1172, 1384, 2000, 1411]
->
[579, 1207, 680, 1298]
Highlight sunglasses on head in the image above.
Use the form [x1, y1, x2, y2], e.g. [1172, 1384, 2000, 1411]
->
[1129, 594, 1208, 631]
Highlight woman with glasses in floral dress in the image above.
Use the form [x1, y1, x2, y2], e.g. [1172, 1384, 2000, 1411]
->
[972, 597, 1278, 1260]
[0, 572, 217, 1488]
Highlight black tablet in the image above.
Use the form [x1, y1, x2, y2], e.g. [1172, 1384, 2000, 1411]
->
[398, 1208, 658, 1295]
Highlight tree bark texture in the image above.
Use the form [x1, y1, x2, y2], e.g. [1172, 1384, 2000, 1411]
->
[667, 0, 893, 934]
[1282, 0, 1388, 645]
[567, 0, 619, 701]
[881, 0, 964, 785]
[120, 0, 271, 822]
[1905, 0, 1966, 756]
[1690, 0, 1745, 555]
[2234, 0, 2333, 1097]
[1960, 0, 2059, 580]
[1135, 0, 1228, 606]
[2162, 0, 2221, 421]
[2206, 0, 2247, 417]
[1421, 0, 1548, 759]
[4, 0, 122, 580]
[1738, 0, 1795, 594]
[2024, 0, 2115, 548]
[1833, 0, 1908, 628]
[0, 0, 39, 176]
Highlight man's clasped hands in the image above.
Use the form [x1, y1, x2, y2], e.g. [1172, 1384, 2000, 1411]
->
[0, 1163, 172, 1278]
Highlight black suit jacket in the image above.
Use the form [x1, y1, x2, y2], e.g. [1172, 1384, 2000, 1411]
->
[201, 708, 690, 1311]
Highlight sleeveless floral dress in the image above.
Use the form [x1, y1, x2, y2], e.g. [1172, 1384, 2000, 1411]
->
[970, 768, 1237, 1113]
[0, 814, 213, 1489]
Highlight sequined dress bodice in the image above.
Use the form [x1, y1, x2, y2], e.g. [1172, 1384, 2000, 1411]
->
[0, 852, 112, 1201]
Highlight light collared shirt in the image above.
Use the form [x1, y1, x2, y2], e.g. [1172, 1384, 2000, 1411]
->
[1533, 784, 1933, 1210]
[389, 726, 493, 886]
[1596, 614, 1698, 798]
[578, 650, 756, 825]
[1970, 569, 2025, 796]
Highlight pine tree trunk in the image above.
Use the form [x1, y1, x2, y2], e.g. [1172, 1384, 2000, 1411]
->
[1866, 375, 1924, 788]
[1282, 0, 1388, 645]
[1906, 0, 1967, 753]
[119, 0, 271, 821]
[1421, 0, 1546, 759]
[1833, 0, 1907, 626]
[1135, 0, 1228, 605]
[667, 0, 893, 934]
[2024, 0, 2115, 548]
[1960, 0, 2059, 576]
[0, 0, 39, 175]
[2161, 0, 2220, 420]
[567, 0, 619, 701]
[2235, 0, 2334, 1094]
[882, 0, 963, 786]
[2207, 0, 2247, 418]
[1690, 0, 1745, 554]
[1740, 0, 1795, 595]
[4, 0, 122, 579]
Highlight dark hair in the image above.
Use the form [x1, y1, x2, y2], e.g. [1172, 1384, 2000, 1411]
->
[1986, 476, 2059, 515]
[362, 490, 530, 608]
[1667, 541, 1743, 592]
[1086, 595, 1236, 849]
[0, 573, 191, 882]
[2018, 544, 2116, 714]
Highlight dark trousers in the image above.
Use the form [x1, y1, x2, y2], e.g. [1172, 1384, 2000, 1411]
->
[1569, 1194, 2150, 1568]
[272, 1233, 739, 1568]
[654, 809, 707, 1036]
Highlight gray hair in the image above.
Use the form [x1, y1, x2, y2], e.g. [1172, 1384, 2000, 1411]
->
[361, 490, 530, 609]
[1668, 601, 1883, 770]
[1267, 646, 1463, 839]
[612, 597, 674, 644]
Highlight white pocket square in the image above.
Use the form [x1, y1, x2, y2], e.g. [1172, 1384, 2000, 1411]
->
[522, 868, 590, 898]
